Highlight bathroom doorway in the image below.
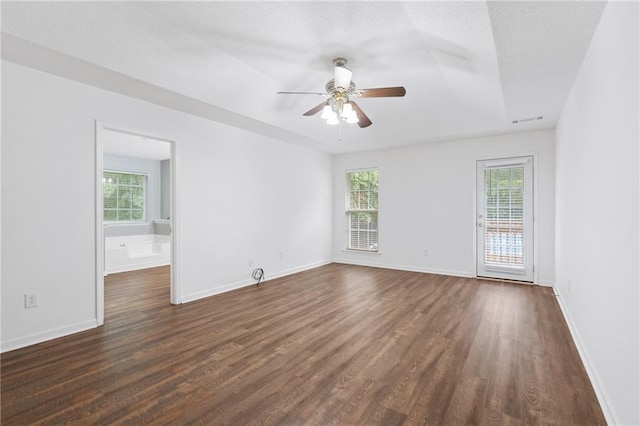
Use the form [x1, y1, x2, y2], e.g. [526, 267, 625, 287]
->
[95, 122, 179, 326]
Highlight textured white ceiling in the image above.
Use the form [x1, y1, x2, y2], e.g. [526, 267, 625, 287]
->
[1, 1, 606, 154]
[488, 1, 607, 124]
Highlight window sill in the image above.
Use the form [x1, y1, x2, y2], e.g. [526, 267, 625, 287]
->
[341, 249, 382, 255]
[104, 222, 150, 226]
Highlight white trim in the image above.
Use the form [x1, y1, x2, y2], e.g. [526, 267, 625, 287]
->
[475, 154, 538, 284]
[552, 285, 618, 425]
[103, 222, 152, 227]
[181, 260, 332, 304]
[170, 139, 181, 304]
[536, 279, 554, 287]
[480, 157, 530, 168]
[264, 260, 334, 282]
[95, 121, 105, 326]
[341, 249, 382, 255]
[345, 167, 379, 173]
[96, 122, 180, 319]
[1, 319, 98, 353]
[103, 169, 148, 176]
[333, 259, 473, 278]
[483, 265, 526, 275]
[531, 153, 540, 285]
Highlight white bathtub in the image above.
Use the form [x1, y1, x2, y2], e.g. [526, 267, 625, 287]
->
[105, 234, 170, 274]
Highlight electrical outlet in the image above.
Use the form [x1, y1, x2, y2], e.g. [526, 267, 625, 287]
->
[423, 249, 429, 256]
[567, 279, 572, 293]
[248, 260, 254, 268]
[25, 292, 39, 309]
[278, 251, 284, 260]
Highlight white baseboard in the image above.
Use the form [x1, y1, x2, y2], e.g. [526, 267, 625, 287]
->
[181, 259, 333, 304]
[537, 279, 555, 287]
[2, 261, 333, 352]
[333, 258, 473, 279]
[180, 278, 255, 303]
[552, 285, 618, 425]
[336, 259, 558, 288]
[1, 319, 98, 353]
[262, 259, 333, 281]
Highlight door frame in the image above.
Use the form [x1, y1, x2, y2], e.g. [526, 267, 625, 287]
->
[474, 154, 539, 284]
[95, 121, 181, 326]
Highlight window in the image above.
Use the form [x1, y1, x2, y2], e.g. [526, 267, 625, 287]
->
[483, 166, 525, 266]
[346, 170, 378, 251]
[103, 171, 146, 222]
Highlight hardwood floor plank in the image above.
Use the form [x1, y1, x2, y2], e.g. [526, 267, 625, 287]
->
[440, 373, 489, 425]
[1, 264, 606, 425]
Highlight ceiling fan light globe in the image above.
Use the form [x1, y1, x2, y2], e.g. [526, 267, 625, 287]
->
[320, 105, 333, 119]
[341, 102, 354, 118]
[346, 109, 359, 123]
[327, 116, 340, 125]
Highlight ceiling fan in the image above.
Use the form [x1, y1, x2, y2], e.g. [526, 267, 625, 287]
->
[277, 58, 406, 128]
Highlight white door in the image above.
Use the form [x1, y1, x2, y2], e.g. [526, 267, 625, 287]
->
[476, 157, 533, 282]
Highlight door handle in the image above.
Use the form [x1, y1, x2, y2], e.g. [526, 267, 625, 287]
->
[478, 222, 483, 227]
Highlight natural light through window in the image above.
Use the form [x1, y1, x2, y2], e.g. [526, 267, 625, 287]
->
[346, 170, 379, 252]
[484, 166, 524, 267]
[103, 171, 146, 222]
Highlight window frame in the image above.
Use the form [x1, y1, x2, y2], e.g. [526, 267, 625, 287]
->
[345, 168, 379, 253]
[103, 169, 148, 224]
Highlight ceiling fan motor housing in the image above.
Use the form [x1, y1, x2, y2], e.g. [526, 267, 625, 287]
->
[326, 79, 356, 113]
[325, 80, 356, 96]
[333, 57, 348, 67]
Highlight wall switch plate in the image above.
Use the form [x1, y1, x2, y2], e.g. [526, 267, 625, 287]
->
[25, 292, 39, 309]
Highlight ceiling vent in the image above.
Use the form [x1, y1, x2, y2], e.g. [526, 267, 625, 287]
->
[512, 116, 543, 124]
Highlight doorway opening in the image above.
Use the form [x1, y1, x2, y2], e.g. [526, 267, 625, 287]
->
[95, 122, 179, 326]
[476, 156, 534, 283]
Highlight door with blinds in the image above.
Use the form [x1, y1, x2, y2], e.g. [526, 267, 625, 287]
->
[477, 157, 533, 282]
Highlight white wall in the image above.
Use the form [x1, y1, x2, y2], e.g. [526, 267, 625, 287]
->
[333, 130, 555, 285]
[1, 61, 333, 351]
[555, 2, 639, 424]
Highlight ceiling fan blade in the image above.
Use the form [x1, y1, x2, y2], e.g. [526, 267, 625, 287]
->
[353, 87, 406, 98]
[334, 66, 353, 89]
[303, 101, 328, 116]
[350, 102, 372, 128]
[277, 91, 326, 95]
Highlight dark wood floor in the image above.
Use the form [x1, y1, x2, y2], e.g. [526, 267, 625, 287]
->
[2, 263, 605, 425]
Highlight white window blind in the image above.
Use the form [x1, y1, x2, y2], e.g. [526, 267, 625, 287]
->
[346, 170, 379, 251]
[103, 170, 146, 222]
[483, 166, 525, 267]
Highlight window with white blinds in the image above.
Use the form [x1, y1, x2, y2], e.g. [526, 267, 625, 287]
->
[346, 170, 378, 251]
[103, 171, 146, 222]
[483, 166, 525, 267]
